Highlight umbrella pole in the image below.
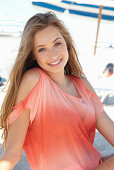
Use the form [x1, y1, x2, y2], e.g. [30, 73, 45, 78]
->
[94, 5, 103, 55]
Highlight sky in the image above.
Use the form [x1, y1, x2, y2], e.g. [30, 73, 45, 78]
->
[0, 0, 38, 22]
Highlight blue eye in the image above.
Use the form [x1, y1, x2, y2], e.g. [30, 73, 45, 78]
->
[55, 42, 61, 46]
[39, 48, 46, 52]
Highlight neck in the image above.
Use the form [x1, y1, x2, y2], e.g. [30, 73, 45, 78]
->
[47, 71, 69, 88]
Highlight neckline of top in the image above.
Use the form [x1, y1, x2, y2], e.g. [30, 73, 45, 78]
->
[43, 71, 83, 101]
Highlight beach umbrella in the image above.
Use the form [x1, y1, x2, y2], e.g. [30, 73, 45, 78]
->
[30, 0, 114, 55]
[62, 0, 114, 55]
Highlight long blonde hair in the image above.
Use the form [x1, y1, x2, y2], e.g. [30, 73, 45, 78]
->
[0, 12, 84, 150]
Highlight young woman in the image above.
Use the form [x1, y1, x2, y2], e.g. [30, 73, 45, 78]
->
[0, 12, 114, 170]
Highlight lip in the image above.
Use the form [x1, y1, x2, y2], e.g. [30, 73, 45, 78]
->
[48, 58, 63, 67]
[48, 58, 62, 64]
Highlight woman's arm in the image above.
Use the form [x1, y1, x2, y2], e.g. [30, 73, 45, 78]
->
[0, 68, 40, 169]
[82, 77, 114, 146]
[96, 110, 114, 146]
[0, 108, 30, 170]
[82, 77, 114, 169]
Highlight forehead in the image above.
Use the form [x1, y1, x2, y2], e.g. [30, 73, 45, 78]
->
[34, 25, 64, 44]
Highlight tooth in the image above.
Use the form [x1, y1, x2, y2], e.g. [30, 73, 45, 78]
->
[50, 59, 60, 65]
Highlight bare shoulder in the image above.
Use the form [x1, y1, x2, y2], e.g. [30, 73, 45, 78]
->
[15, 68, 40, 105]
[81, 76, 96, 94]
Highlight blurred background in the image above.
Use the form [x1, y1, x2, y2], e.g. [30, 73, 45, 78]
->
[0, 0, 114, 169]
[0, 0, 114, 89]
[0, 0, 114, 86]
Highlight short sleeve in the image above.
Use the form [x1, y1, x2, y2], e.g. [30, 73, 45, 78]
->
[90, 92, 104, 118]
[7, 76, 41, 130]
[79, 77, 104, 118]
[7, 102, 26, 129]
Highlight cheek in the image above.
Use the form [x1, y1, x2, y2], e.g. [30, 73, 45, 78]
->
[34, 52, 44, 62]
[60, 44, 69, 55]
[63, 46, 69, 59]
[34, 54, 42, 66]
[36, 57, 44, 65]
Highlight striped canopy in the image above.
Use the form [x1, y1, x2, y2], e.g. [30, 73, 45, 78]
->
[31, 0, 114, 22]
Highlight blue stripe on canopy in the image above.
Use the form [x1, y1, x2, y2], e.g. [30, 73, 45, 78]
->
[69, 9, 98, 19]
[69, 9, 114, 21]
[32, 2, 66, 13]
[61, 0, 114, 11]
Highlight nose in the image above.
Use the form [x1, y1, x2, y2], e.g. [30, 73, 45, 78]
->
[48, 47, 57, 59]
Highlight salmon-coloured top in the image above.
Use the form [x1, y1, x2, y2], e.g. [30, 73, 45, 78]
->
[7, 68, 104, 170]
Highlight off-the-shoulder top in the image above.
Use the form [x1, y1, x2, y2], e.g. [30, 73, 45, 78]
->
[7, 68, 104, 170]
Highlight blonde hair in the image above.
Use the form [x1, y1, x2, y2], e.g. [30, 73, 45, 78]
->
[0, 12, 84, 151]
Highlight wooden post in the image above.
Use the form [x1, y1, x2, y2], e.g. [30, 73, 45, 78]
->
[94, 5, 103, 55]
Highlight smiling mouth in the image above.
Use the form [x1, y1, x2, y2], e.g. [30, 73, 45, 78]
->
[48, 59, 62, 66]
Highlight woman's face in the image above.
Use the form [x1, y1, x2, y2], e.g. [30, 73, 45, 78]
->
[33, 25, 69, 74]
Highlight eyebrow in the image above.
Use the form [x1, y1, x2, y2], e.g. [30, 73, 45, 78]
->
[35, 37, 62, 49]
